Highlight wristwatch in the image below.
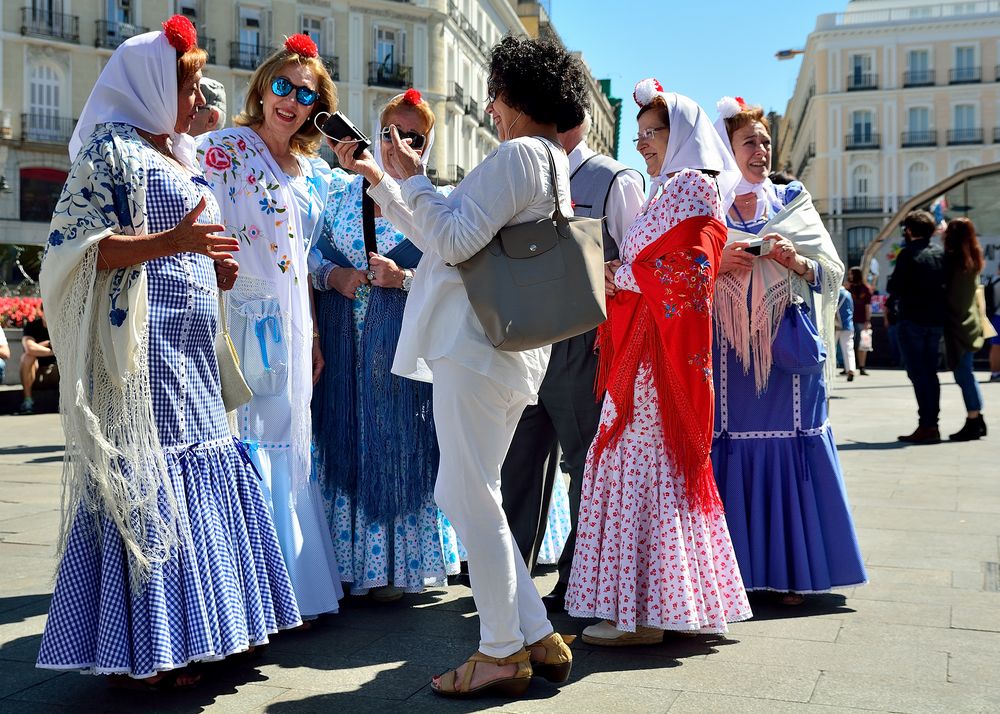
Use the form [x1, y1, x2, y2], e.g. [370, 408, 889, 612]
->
[401, 269, 414, 292]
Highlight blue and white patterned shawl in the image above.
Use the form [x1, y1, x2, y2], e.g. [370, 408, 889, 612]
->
[40, 122, 186, 589]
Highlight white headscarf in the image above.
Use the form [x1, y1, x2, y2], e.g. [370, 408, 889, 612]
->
[69, 29, 198, 171]
[713, 96, 778, 216]
[632, 80, 740, 215]
[372, 90, 436, 172]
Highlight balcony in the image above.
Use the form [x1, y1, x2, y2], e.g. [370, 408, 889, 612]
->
[450, 165, 466, 182]
[846, 72, 878, 91]
[842, 196, 884, 214]
[947, 127, 983, 145]
[902, 69, 935, 87]
[795, 142, 815, 178]
[20, 8, 79, 43]
[320, 55, 340, 81]
[449, 82, 465, 108]
[21, 113, 76, 144]
[844, 132, 881, 150]
[949, 66, 981, 84]
[901, 130, 937, 147]
[467, 99, 480, 120]
[95, 20, 149, 49]
[202, 37, 216, 65]
[368, 62, 412, 88]
[447, 0, 461, 22]
[230, 42, 275, 71]
[481, 110, 493, 130]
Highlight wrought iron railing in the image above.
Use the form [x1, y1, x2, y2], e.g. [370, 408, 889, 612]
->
[368, 62, 411, 88]
[947, 127, 983, 144]
[900, 130, 937, 147]
[902, 69, 935, 87]
[21, 113, 76, 144]
[20, 8, 79, 43]
[844, 132, 881, 150]
[949, 66, 981, 84]
[230, 42, 275, 70]
[95, 20, 149, 49]
[846, 72, 878, 90]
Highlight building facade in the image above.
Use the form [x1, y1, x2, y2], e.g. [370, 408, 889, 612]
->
[777, 0, 1000, 268]
[0, 0, 526, 247]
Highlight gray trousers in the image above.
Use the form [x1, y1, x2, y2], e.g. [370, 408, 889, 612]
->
[499, 329, 603, 581]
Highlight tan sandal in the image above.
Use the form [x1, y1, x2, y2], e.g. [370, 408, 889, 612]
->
[431, 647, 532, 699]
[526, 632, 575, 683]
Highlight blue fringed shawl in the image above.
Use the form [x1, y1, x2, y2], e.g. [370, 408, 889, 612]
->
[312, 238, 438, 524]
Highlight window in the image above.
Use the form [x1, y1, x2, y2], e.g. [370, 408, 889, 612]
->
[851, 110, 874, 141]
[374, 26, 405, 68]
[240, 7, 262, 50]
[907, 107, 929, 133]
[301, 16, 323, 53]
[954, 104, 975, 130]
[852, 165, 871, 196]
[907, 49, 929, 73]
[849, 53, 875, 89]
[177, 0, 198, 21]
[846, 226, 877, 268]
[106, 0, 133, 24]
[27, 61, 63, 141]
[953, 159, 973, 173]
[953, 45, 978, 82]
[20, 167, 67, 222]
[907, 162, 930, 197]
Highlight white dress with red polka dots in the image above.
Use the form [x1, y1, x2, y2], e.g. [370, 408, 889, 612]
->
[565, 170, 752, 634]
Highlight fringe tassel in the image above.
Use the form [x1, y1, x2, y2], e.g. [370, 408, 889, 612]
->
[358, 288, 438, 524]
[312, 290, 357, 502]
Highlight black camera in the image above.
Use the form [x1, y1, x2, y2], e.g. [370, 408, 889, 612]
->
[318, 111, 371, 159]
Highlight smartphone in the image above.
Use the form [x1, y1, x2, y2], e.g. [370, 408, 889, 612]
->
[319, 111, 371, 159]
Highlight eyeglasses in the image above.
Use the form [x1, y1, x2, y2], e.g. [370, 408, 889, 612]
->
[380, 126, 426, 150]
[271, 76, 318, 106]
[486, 92, 496, 105]
[632, 126, 668, 144]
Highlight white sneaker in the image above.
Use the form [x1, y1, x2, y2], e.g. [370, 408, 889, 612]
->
[581, 620, 664, 646]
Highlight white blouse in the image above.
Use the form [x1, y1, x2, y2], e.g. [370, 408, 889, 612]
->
[368, 136, 572, 398]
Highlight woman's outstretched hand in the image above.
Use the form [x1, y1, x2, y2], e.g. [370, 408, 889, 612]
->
[329, 139, 383, 186]
[168, 197, 238, 261]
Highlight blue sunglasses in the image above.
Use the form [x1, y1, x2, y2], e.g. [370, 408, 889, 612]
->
[271, 76, 318, 106]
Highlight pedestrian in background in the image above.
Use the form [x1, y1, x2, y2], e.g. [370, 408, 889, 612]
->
[848, 266, 873, 375]
[836, 284, 856, 381]
[889, 210, 946, 444]
[188, 76, 226, 136]
[942, 218, 987, 441]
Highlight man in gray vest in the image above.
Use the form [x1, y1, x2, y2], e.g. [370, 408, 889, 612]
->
[188, 77, 227, 137]
[499, 112, 645, 611]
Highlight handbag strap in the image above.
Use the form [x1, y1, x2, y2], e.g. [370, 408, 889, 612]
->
[218, 290, 231, 337]
[532, 137, 568, 222]
[362, 178, 378, 262]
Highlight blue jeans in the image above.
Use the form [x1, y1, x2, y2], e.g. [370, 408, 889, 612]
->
[897, 320, 943, 428]
[952, 350, 983, 413]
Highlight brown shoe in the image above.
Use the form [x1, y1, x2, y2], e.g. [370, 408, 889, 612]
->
[527, 632, 575, 683]
[898, 426, 941, 444]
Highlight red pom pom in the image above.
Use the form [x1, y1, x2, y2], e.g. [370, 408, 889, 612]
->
[162, 15, 197, 53]
[653, 79, 664, 93]
[285, 34, 319, 59]
[402, 88, 422, 105]
[735, 96, 748, 110]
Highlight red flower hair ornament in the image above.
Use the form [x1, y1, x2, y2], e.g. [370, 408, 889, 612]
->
[402, 88, 423, 105]
[285, 34, 319, 59]
[162, 15, 197, 53]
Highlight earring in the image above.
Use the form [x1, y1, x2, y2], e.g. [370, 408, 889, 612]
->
[259, 99, 264, 105]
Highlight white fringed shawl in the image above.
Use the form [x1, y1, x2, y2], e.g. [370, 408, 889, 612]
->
[40, 123, 186, 590]
[714, 189, 844, 393]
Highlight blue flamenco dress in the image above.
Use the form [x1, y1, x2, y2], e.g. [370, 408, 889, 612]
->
[37, 148, 301, 678]
[711, 182, 867, 594]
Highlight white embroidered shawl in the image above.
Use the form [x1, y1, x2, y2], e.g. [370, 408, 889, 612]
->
[40, 123, 186, 589]
[197, 127, 331, 491]
[714, 189, 844, 392]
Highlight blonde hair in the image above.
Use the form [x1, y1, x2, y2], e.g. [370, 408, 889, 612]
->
[235, 49, 337, 156]
[723, 105, 767, 143]
[379, 93, 435, 134]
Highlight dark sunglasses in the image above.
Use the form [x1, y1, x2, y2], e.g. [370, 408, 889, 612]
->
[271, 76, 318, 106]
[380, 126, 426, 150]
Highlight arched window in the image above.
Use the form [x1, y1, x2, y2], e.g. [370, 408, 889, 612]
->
[846, 226, 877, 268]
[20, 167, 67, 222]
[906, 162, 930, 197]
[953, 159, 973, 174]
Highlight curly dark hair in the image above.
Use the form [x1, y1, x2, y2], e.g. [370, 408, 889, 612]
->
[488, 35, 589, 132]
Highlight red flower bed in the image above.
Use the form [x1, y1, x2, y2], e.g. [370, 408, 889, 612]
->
[0, 297, 42, 329]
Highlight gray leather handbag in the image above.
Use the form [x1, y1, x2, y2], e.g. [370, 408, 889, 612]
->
[455, 139, 607, 352]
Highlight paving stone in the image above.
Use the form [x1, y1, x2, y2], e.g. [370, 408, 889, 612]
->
[667, 691, 868, 714]
[950, 604, 1000, 632]
[0, 659, 61, 700]
[810, 670, 1000, 713]
[862, 565, 953, 587]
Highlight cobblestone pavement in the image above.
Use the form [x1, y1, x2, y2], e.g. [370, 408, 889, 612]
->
[0, 369, 998, 713]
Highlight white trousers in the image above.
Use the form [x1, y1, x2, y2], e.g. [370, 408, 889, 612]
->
[837, 329, 857, 373]
[430, 357, 553, 657]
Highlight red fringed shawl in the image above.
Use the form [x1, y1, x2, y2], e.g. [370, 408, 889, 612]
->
[593, 214, 728, 515]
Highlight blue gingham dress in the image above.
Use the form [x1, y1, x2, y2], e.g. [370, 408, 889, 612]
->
[37, 150, 301, 678]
